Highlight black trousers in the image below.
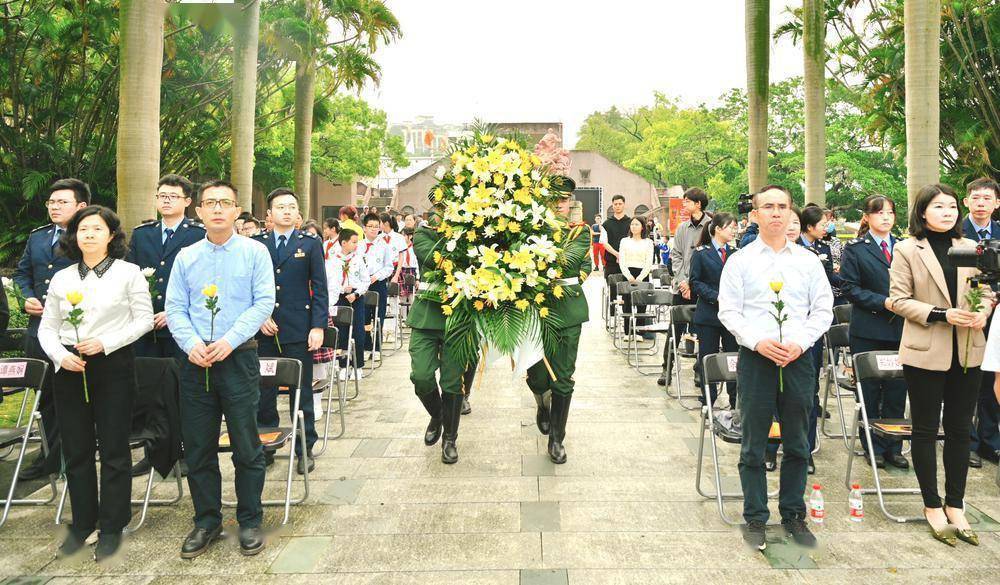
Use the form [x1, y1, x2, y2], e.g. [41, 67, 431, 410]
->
[694, 323, 738, 407]
[605, 267, 621, 320]
[902, 340, 981, 509]
[365, 278, 389, 351]
[180, 348, 265, 530]
[257, 339, 316, 454]
[850, 336, 906, 456]
[23, 335, 62, 474]
[53, 346, 135, 537]
[661, 294, 694, 371]
[620, 268, 647, 334]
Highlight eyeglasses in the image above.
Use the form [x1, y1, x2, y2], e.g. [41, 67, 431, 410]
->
[46, 199, 76, 208]
[156, 194, 186, 202]
[201, 199, 237, 210]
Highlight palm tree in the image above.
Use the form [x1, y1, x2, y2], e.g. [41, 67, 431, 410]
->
[904, 0, 941, 209]
[803, 0, 825, 206]
[288, 0, 400, 218]
[745, 0, 770, 193]
[231, 0, 261, 211]
[117, 0, 167, 231]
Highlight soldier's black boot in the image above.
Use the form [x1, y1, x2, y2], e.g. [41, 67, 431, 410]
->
[532, 391, 551, 435]
[461, 366, 475, 415]
[547, 393, 572, 464]
[441, 393, 463, 464]
[418, 391, 443, 446]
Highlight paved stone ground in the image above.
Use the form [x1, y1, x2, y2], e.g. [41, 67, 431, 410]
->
[2, 275, 1000, 583]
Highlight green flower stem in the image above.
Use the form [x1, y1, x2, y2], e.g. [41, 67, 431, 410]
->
[73, 326, 89, 403]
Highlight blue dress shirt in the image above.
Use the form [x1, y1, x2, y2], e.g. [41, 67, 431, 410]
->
[165, 233, 275, 354]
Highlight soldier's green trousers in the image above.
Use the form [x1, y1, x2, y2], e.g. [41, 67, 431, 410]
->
[526, 325, 582, 397]
[410, 327, 474, 397]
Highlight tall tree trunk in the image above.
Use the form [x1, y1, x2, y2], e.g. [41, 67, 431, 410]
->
[745, 0, 770, 193]
[904, 0, 941, 209]
[803, 0, 825, 206]
[231, 0, 260, 213]
[117, 0, 166, 231]
[293, 58, 316, 218]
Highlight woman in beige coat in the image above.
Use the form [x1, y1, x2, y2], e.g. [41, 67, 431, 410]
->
[889, 183, 992, 546]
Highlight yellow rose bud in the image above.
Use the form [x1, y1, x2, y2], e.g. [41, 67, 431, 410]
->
[770, 281, 783, 293]
[66, 291, 84, 306]
[473, 300, 485, 311]
[202, 284, 218, 298]
[441, 305, 453, 316]
[539, 307, 549, 319]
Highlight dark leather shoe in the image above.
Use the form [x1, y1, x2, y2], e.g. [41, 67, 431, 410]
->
[656, 371, 669, 387]
[17, 457, 47, 482]
[57, 531, 87, 558]
[884, 453, 909, 469]
[264, 451, 275, 468]
[130, 458, 152, 477]
[296, 454, 315, 475]
[866, 454, 886, 469]
[424, 418, 442, 446]
[764, 451, 777, 472]
[94, 532, 122, 562]
[807, 456, 816, 475]
[440, 393, 463, 464]
[969, 452, 983, 469]
[978, 446, 1000, 464]
[180, 525, 223, 559]
[418, 391, 443, 446]
[239, 527, 266, 556]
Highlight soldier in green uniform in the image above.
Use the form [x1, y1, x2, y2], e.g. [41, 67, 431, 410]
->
[526, 185, 592, 464]
[408, 225, 478, 464]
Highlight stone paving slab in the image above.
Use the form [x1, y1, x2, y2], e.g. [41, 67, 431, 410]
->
[2, 275, 1000, 582]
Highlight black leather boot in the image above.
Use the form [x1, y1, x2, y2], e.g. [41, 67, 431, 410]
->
[461, 365, 475, 415]
[532, 391, 551, 435]
[441, 393, 463, 464]
[548, 393, 572, 464]
[417, 391, 443, 446]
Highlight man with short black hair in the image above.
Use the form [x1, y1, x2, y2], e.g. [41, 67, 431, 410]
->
[963, 176, 1000, 467]
[12, 178, 89, 481]
[719, 184, 832, 551]
[360, 213, 395, 358]
[601, 195, 631, 321]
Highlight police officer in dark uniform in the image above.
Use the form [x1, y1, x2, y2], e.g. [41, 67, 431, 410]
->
[12, 178, 89, 481]
[253, 188, 328, 474]
[839, 195, 907, 468]
[961, 177, 1000, 467]
[689, 212, 739, 408]
[127, 174, 205, 360]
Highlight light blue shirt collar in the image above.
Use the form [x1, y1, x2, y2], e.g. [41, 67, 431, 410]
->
[273, 227, 294, 242]
[711, 239, 726, 253]
[162, 218, 182, 243]
[869, 233, 891, 252]
[970, 218, 991, 237]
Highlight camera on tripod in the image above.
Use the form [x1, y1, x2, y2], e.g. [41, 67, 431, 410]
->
[948, 239, 1000, 288]
[737, 193, 754, 215]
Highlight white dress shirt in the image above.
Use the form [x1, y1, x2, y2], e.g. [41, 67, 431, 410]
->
[39, 258, 154, 372]
[382, 230, 407, 256]
[718, 237, 833, 352]
[325, 251, 370, 308]
[982, 315, 1000, 372]
[360, 237, 395, 281]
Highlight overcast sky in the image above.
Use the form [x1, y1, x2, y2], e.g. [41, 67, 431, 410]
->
[361, 0, 805, 148]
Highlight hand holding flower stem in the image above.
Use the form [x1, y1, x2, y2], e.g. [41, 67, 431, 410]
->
[769, 281, 789, 392]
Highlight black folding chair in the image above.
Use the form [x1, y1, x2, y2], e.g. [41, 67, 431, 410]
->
[603, 273, 626, 330]
[0, 358, 57, 528]
[382, 281, 403, 356]
[820, 323, 858, 450]
[312, 326, 346, 456]
[845, 351, 926, 523]
[666, 305, 701, 409]
[629, 289, 673, 375]
[330, 305, 361, 401]
[363, 290, 382, 372]
[694, 352, 780, 525]
[650, 268, 671, 290]
[613, 281, 654, 352]
[833, 304, 853, 324]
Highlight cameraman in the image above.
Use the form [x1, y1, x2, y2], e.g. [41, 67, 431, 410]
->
[739, 209, 759, 249]
[719, 185, 832, 550]
[962, 177, 1000, 468]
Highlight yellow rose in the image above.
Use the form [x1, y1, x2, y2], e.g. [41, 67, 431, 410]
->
[553, 285, 564, 299]
[770, 281, 783, 293]
[202, 284, 218, 298]
[66, 291, 84, 306]
[515, 299, 529, 311]
[539, 307, 549, 319]
[537, 260, 547, 271]
[441, 305, 453, 316]
[473, 300, 485, 311]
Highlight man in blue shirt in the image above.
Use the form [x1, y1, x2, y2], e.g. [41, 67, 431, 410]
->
[166, 179, 275, 559]
[12, 178, 89, 482]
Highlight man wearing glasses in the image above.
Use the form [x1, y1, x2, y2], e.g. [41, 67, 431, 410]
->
[165, 179, 275, 558]
[12, 178, 89, 482]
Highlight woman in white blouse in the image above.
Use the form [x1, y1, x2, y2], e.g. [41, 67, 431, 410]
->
[618, 217, 654, 337]
[39, 206, 153, 561]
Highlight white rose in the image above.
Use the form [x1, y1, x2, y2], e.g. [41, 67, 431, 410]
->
[1, 276, 11, 288]
[141, 267, 156, 278]
[435, 165, 446, 180]
[446, 240, 457, 252]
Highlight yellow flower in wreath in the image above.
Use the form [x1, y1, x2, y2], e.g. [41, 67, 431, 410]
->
[473, 300, 485, 311]
[553, 285, 564, 299]
[539, 307, 550, 319]
[515, 299, 529, 311]
[534, 292, 545, 304]
[441, 305, 453, 316]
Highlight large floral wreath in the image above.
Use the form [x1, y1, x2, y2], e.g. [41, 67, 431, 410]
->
[419, 130, 588, 369]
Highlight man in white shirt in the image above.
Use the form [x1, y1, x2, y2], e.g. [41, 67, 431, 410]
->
[718, 185, 833, 551]
[359, 213, 395, 356]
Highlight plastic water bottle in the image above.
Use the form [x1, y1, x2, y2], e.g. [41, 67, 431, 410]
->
[848, 483, 864, 522]
[809, 484, 825, 524]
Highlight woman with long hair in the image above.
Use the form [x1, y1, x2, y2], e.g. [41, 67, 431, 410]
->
[618, 217, 654, 337]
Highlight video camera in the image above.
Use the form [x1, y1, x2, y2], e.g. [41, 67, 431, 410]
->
[948, 239, 1000, 288]
[737, 193, 754, 215]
